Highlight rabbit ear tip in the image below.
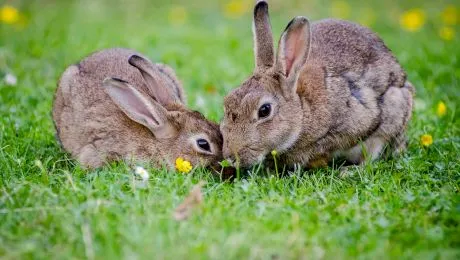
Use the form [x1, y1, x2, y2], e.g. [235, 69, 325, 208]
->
[128, 54, 141, 60]
[128, 55, 143, 66]
[256, 0, 268, 6]
[284, 16, 310, 31]
[254, 0, 268, 13]
[295, 16, 309, 24]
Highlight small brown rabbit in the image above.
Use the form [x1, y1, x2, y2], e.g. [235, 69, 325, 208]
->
[220, 1, 414, 169]
[53, 48, 223, 169]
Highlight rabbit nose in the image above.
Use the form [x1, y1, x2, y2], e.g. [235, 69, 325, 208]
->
[223, 141, 241, 166]
[222, 146, 231, 159]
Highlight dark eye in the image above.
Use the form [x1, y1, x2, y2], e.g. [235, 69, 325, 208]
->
[197, 138, 211, 152]
[258, 103, 271, 119]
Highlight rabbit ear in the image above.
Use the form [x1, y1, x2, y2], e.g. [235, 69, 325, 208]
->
[276, 16, 311, 81]
[128, 55, 181, 106]
[253, 0, 274, 70]
[103, 78, 177, 139]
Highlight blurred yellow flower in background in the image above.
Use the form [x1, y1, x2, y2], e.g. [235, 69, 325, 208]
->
[439, 26, 455, 41]
[420, 134, 433, 147]
[442, 5, 457, 25]
[204, 84, 217, 94]
[168, 5, 188, 26]
[176, 157, 193, 173]
[436, 101, 447, 117]
[0, 5, 19, 24]
[400, 9, 425, 32]
[224, 0, 250, 19]
[330, 1, 351, 19]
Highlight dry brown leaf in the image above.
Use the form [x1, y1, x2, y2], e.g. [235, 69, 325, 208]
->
[173, 181, 206, 221]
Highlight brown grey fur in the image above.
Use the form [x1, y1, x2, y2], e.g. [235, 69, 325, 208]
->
[53, 48, 222, 169]
[221, 1, 414, 168]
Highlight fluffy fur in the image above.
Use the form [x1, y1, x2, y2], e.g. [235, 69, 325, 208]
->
[220, 1, 414, 168]
[53, 48, 223, 169]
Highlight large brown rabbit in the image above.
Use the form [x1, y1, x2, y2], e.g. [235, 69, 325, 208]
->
[221, 1, 414, 169]
[53, 48, 223, 169]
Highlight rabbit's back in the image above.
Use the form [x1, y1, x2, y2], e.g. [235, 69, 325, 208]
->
[309, 19, 406, 94]
[74, 48, 149, 103]
[53, 49, 159, 166]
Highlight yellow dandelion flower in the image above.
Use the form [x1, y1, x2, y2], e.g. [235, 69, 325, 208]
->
[224, 0, 249, 19]
[331, 1, 351, 19]
[420, 134, 433, 147]
[439, 26, 455, 41]
[271, 150, 277, 157]
[436, 101, 447, 117]
[400, 9, 425, 32]
[442, 5, 457, 25]
[168, 5, 188, 26]
[176, 157, 193, 173]
[0, 5, 20, 24]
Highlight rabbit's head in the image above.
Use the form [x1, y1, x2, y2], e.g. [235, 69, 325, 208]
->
[103, 55, 223, 169]
[221, 1, 311, 168]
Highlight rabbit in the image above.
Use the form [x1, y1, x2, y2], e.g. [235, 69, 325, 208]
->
[220, 0, 414, 169]
[53, 48, 223, 169]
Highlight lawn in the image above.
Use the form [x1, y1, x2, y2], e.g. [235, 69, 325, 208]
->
[0, 0, 459, 259]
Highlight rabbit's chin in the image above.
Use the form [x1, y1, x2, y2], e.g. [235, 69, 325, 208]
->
[276, 128, 302, 153]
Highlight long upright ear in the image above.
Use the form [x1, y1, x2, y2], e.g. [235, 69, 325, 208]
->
[103, 78, 178, 139]
[275, 16, 311, 81]
[128, 55, 181, 106]
[253, 0, 274, 70]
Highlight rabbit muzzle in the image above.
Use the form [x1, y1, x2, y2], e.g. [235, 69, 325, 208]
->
[223, 140, 267, 169]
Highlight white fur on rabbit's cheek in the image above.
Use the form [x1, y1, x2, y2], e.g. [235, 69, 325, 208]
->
[255, 153, 266, 165]
[243, 151, 266, 167]
[275, 123, 302, 153]
[248, 153, 268, 165]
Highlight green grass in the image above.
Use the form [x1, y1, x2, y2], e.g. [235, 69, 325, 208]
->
[1, 0, 459, 259]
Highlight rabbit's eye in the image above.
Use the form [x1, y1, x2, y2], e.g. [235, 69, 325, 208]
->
[197, 138, 211, 152]
[258, 103, 271, 119]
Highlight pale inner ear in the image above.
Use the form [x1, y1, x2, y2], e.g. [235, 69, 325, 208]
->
[276, 17, 311, 80]
[107, 81, 160, 126]
[103, 78, 177, 139]
[284, 30, 306, 77]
